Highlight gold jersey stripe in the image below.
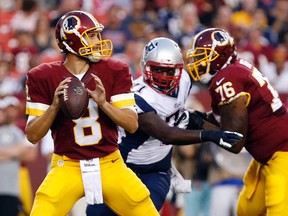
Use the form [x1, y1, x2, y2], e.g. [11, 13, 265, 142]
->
[111, 98, 136, 108]
[26, 108, 46, 116]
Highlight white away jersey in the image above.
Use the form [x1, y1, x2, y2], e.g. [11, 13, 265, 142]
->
[119, 71, 193, 173]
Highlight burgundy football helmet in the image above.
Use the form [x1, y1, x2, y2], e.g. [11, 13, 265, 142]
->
[141, 37, 184, 94]
[55, 10, 113, 62]
[186, 28, 237, 84]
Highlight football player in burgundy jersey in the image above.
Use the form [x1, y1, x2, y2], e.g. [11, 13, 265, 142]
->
[185, 28, 288, 216]
[86, 37, 243, 215]
[25, 10, 159, 216]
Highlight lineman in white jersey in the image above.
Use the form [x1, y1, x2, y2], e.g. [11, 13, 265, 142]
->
[86, 37, 242, 215]
[124, 64, 192, 168]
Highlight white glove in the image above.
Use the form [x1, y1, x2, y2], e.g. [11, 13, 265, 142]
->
[170, 164, 192, 193]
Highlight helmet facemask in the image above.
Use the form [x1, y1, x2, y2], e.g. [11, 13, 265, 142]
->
[144, 61, 182, 94]
[186, 47, 219, 83]
[79, 29, 112, 62]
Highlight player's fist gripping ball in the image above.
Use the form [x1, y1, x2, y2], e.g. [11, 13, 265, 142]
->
[59, 77, 89, 119]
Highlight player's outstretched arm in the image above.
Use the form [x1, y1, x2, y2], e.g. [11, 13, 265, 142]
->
[138, 111, 242, 148]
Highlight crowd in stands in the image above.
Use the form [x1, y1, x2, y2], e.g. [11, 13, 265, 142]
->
[0, 0, 287, 97]
[0, 0, 287, 216]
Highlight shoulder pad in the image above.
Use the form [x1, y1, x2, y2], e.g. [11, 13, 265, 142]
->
[106, 58, 128, 71]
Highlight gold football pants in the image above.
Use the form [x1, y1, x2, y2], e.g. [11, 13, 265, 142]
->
[237, 151, 288, 216]
[30, 150, 159, 216]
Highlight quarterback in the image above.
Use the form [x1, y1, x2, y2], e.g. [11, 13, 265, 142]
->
[25, 10, 159, 216]
[185, 28, 288, 215]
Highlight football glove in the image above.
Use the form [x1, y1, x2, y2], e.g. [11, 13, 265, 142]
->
[170, 164, 192, 193]
[193, 110, 208, 120]
[201, 130, 243, 148]
[174, 110, 205, 130]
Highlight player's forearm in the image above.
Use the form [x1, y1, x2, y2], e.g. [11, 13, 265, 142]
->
[156, 126, 202, 145]
[99, 101, 138, 133]
[139, 112, 202, 144]
[25, 106, 58, 144]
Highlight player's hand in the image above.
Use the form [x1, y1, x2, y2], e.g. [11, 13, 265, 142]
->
[200, 130, 243, 148]
[87, 74, 106, 106]
[53, 77, 71, 110]
[174, 110, 205, 130]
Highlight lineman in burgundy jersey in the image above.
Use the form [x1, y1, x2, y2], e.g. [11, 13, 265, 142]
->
[209, 58, 288, 164]
[186, 28, 288, 216]
[26, 59, 132, 159]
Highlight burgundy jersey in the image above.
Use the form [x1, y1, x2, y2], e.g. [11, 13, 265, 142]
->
[210, 58, 288, 163]
[25, 59, 135, 159]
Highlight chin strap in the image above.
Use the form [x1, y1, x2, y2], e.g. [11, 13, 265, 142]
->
[62, 41, 101, 62]
[200, 73, 215, 84]
[86, 53, 101, 62]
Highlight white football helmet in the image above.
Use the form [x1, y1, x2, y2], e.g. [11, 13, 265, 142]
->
[141, 37, 184, 94]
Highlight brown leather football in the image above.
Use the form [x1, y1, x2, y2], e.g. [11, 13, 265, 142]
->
[59, 77, 89, 119]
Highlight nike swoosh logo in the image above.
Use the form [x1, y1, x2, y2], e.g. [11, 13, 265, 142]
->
[111, 158, 119, 163]
[216, 77, 225, 85]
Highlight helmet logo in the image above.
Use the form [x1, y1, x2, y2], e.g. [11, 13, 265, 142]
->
[63, 16, 81, 34]
[212, 31, 230, 46]
[144, 41, 158, 57]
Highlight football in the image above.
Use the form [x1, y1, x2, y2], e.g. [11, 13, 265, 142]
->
[59, 77, 89, 119]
